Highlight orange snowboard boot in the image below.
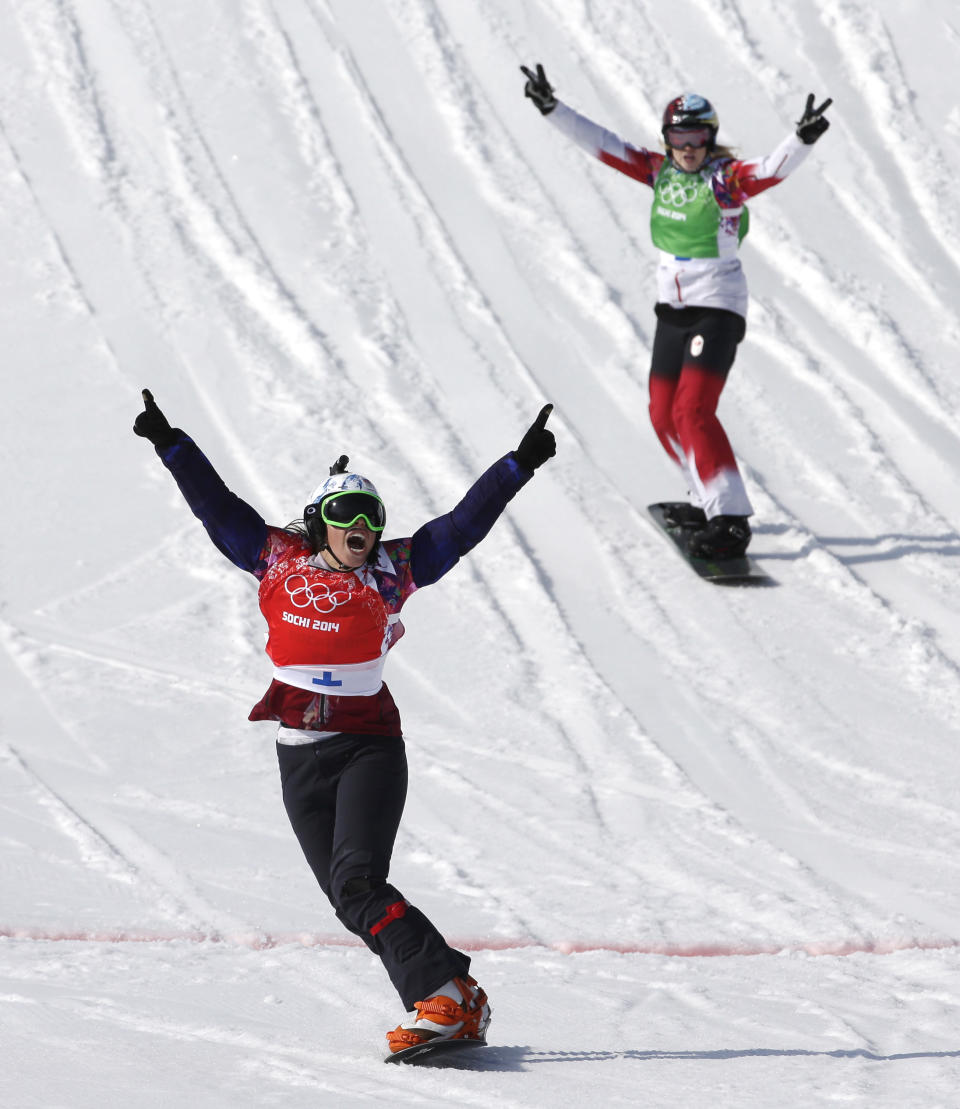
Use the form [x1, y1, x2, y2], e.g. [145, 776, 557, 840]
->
[386, 975, 491, 1055]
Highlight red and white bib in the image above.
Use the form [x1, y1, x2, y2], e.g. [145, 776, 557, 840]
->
[259, 552, 391, 695]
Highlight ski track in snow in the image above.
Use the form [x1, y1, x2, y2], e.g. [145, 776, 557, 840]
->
[4, 1, 960, 1105]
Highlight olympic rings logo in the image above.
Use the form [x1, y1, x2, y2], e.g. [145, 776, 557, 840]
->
[657, 179, 700, 207]
[284, 574, 351, 613]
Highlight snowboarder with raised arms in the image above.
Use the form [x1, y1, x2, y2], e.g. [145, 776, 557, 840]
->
[520, 63, 830, 559]
[133, 389, 556, 1059]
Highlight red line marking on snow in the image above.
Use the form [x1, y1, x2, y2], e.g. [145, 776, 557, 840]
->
[1, 928, 957, 957]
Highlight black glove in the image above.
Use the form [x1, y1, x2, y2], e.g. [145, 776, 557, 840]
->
[133, 388, 180, 448]
[796, 93, 832, 144]
[515, 403, 556, 471]
[520, 63, 557, 116]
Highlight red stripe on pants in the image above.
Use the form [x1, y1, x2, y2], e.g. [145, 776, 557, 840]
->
[648, 366, 739, 484]
[370, 900, 408, 937]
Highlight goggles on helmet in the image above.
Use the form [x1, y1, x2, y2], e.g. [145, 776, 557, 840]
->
[664, 125, 713, 149]
[310, 490, 386, 532]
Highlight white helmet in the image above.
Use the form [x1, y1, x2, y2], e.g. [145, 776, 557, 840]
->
[307, 471, 380, 505]
[302, 457, 386, 560]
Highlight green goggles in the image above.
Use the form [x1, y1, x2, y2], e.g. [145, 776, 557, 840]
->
[308, 490, 386, 532]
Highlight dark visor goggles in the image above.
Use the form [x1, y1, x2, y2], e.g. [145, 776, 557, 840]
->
[308, 490, 386, 532]
[664, 125, 713, 149]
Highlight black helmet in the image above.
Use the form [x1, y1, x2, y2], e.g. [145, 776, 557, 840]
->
[661, 93, 719, 145]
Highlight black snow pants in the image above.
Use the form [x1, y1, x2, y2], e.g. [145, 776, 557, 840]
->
[276, 732, 470, 1011]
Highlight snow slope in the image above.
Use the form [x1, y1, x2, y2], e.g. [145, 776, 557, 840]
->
[3, 1, 960, 1104]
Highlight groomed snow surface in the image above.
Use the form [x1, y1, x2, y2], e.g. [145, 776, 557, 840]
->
[4, 1, 960, 1105]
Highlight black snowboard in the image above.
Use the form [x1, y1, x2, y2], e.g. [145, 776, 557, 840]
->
[384, 1036, 487, 1065]
[648, 503, 774, 586]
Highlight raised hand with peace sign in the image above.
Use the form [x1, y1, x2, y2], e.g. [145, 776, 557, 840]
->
[796, 94, 832, 144]
[520, 63, 557, 116]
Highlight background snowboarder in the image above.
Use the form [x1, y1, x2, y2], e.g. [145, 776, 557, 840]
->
[520, 63, 830, 558]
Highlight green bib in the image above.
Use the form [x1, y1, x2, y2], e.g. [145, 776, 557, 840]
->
[650, 160, 749, 257]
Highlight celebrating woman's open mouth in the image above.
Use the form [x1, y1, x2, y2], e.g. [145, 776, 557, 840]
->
[346, 532, 368, 553]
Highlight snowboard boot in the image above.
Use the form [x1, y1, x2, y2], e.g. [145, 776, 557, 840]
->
[386, 975, 491, 1055]
[687, 514, 752, 559]
[661, 502, 707, 529]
